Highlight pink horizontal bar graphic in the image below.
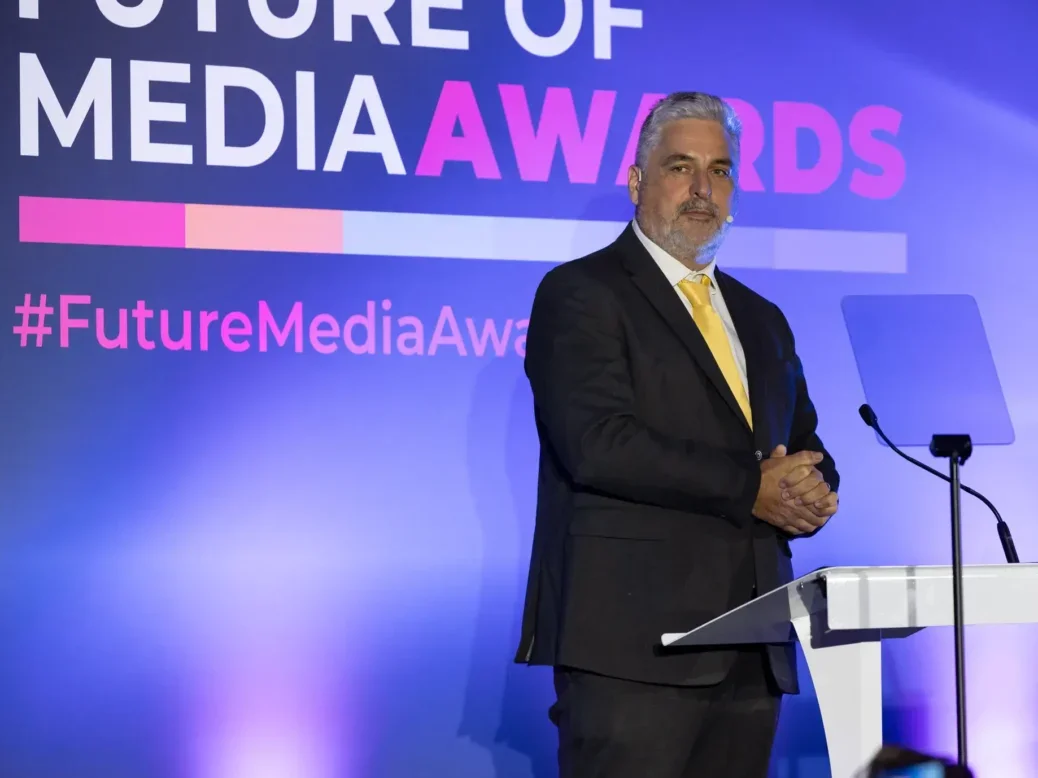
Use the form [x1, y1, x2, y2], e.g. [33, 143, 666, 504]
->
[15, 195, 906, 273]
[19, 196, 186, 248]
[186, 203, 343, 254]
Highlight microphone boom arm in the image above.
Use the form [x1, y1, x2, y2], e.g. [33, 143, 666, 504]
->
[860, 404, 1020, 564]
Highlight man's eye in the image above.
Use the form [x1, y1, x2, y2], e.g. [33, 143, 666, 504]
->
[713, 168, 732, 178]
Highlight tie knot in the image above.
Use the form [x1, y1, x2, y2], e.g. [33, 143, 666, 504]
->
[678, 274, 712, 308]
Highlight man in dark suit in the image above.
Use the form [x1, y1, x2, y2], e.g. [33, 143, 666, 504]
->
[514, 92, 840, 778]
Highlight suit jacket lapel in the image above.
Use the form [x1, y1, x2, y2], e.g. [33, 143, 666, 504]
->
[617, 227, 752, 435]
[716, 269, 771, 450]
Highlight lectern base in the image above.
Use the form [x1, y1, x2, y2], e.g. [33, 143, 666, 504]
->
[793, 616, 882, 778]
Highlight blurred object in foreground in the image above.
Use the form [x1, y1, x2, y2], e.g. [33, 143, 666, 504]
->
[860, 745, 974, 778]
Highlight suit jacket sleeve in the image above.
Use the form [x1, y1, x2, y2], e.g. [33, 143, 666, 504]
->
[777, 307, 840, 536]
[524, 268, 762, 525]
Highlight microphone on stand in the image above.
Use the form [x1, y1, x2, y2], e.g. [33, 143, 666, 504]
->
[857, 403, 1019, 564]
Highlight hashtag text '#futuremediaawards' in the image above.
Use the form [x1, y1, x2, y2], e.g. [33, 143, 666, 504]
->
[12, 295, 528, 358]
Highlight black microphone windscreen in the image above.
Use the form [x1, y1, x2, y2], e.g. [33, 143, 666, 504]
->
[858, 404, 877, 428]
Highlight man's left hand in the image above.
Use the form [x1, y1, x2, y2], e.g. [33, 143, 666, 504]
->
[806, 490, 838, 520]
[770, 444, 839, 529]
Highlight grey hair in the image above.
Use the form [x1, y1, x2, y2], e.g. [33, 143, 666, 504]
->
[634, 92, 742, 173]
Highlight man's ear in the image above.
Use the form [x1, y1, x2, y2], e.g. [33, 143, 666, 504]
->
[627, 165, 641, 205]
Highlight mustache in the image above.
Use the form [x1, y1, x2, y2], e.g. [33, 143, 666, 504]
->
[678, 200, 717, 216]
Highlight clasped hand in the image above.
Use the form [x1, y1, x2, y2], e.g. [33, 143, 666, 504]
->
[752, 445, 838, 536]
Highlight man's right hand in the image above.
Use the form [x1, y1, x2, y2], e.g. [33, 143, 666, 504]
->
[752, 446, 830, 535]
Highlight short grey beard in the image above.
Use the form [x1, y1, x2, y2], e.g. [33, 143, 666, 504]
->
[637, 209, 730, 267]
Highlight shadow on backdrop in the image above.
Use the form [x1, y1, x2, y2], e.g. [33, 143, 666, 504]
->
[461, 355, 554, 778]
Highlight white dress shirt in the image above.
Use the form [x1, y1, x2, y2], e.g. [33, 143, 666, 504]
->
[630, 218, 750, 399]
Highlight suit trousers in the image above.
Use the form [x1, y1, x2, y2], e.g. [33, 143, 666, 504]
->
[549, 647, 782, 778]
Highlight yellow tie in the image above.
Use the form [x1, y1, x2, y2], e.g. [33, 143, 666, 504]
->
[677, 275, 753, 428]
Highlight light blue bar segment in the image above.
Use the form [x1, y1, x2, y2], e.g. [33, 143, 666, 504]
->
[340, 210, 907, 274]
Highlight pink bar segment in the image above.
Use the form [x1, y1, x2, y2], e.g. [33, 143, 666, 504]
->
[19, 196, 186, 247]
[186, 203, 343, 254]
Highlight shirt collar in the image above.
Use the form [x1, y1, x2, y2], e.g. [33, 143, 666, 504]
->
[631, 218, 717, 288]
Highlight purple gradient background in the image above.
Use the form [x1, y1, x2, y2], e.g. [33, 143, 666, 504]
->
[2, 1, 1038, 776]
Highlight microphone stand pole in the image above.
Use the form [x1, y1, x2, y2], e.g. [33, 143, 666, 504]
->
[930, 433, 972, 768]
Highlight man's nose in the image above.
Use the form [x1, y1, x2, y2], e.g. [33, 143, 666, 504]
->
[689, 168, 711, 198]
